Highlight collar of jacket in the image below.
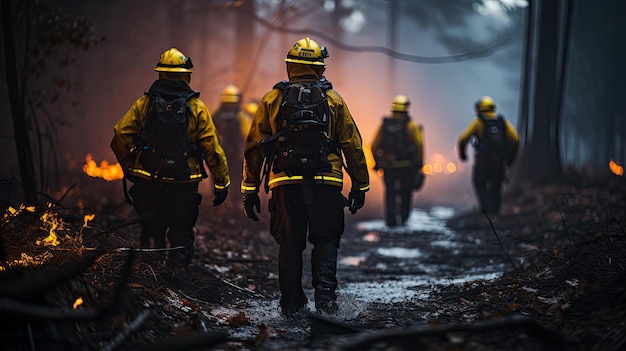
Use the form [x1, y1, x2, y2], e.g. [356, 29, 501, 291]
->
[147, 79, 199, 100]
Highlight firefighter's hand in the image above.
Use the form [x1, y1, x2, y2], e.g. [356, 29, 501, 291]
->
[243, 193, 261, 221]
[348, 189, 365, 215]
[212, 189, 228, 206]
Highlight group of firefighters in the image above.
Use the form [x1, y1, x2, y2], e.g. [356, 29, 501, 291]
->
[111, 38, 519, 317]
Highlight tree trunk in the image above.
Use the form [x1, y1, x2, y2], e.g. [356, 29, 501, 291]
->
[1, 0, 38, 205]
[516, 0, 564, 184]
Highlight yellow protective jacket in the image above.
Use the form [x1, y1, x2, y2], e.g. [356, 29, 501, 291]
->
[371, 113, 424, 169]
[111, 79, 230, 189]
[241, 69, 369, 194]
[457, 111, 520, 164]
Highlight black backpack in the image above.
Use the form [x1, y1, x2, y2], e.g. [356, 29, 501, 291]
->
[260, 80, 336, 192]
[476, 114, 507, 161]
[136, 91, 198, 180]
[374, 116, 411, 166]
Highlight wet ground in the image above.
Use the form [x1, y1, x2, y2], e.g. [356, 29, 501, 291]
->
[192, 205, 514, 350]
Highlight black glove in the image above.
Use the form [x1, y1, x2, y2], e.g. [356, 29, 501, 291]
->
[243, 193, 260, 221]
[348, 189, 365, 215]
[212, 189, 228, 206]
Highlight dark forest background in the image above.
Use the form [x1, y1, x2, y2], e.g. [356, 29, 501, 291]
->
[1, 0, 624, 209]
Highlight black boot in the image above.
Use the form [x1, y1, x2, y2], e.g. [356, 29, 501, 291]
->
[279, 244, 307, 316]
[312, 241, 339, 314]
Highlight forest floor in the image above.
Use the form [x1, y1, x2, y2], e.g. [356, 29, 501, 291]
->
[1, 172, 626, 350]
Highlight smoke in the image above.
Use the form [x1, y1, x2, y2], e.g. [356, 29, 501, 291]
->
[15, 0, 522, 213]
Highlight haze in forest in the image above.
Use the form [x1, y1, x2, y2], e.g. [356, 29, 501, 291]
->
[2, 0, 624, 212]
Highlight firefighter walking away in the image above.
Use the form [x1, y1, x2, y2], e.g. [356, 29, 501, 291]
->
[111, 48, 230, 273]
[371, 95, 425, 227]
[457, 96, 519, 215]
[241, 37, 369, 316]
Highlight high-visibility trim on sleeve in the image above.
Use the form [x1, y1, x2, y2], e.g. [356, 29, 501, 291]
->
[241, 185, 258, 192]
[214, 180, 231, 190]
[358, 184, 370, 191]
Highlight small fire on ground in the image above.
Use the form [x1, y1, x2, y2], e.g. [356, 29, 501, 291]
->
[610, 160, 624, 176]
[0, 204, 93, 270]
[83, 153, 124, 181]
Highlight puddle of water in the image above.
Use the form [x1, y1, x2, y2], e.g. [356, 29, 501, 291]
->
[341, 271, 503, 304]
[430, 239, 460, 248]
[376, 247, 423, 259]
[357, 207, 455, 235]
[340, 256, 367, 266]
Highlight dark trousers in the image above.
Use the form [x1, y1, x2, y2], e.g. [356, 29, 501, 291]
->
[472, 158, 504, 214]
[130, 181, 202, 268]
[269, 184, 345, 310]
[383, 167, 414, 226]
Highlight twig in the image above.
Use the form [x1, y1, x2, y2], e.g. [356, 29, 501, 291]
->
[338, 315, 570, 351]
[101, 309, 152, 351]
[484, 211, 518, 270]
[56, 182, 78, 204]
[216, 276, 267, 299]
[555, 193, 575, 258]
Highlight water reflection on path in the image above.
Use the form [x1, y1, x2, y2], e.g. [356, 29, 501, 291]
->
[339, 206, 504, 304]
[204, 206, 506, 341]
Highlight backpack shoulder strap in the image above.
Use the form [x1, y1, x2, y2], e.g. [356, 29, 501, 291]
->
[272, 80, 290, 91]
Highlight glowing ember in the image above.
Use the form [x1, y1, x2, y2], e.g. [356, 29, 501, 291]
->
[609, 160, 624, 176]
[3, 204, 36, 221]
[13, 252, 53, 267]
[73, 297, 84, 309]
[83, 153, 124, 181]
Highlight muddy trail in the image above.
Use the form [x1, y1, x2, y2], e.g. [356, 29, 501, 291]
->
[1, 173, 626, 350]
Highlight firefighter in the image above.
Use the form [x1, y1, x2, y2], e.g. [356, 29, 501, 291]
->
[457, 96, 519, 215]
[241, 37, 370, 316]
[371, 95, 425, 227]
[212, 84, 251, 209]
[111, 48, 230, 272]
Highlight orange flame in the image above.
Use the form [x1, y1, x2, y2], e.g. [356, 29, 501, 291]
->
[38, 211, 62, 247]
[73, 297, 84, 309]
[610, 160, 624, 176]
[83, 153, 124, 181]
[83, 214, 95, 227]
[422, 153, 457, 176]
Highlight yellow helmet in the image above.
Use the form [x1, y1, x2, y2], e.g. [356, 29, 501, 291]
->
[285, 37, 329, 66]
[220, 84, 241, 103]
[155, 48, 193, 73]
[475, 96, 496, 113]
[391, 95, 410, 113]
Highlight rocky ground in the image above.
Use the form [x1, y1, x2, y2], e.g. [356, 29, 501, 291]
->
[1, 172, 625, 350]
